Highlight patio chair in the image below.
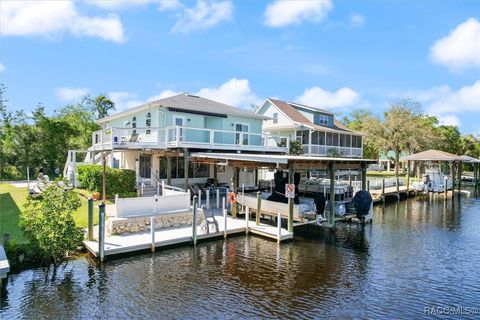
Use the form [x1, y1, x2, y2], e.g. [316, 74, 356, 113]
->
[200, 204, 219, 234]
[128, 133, 140, 144]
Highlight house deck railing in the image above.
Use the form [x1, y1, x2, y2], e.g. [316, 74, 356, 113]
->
[303, 144, 363, 158]
[91, 126, 289, 153]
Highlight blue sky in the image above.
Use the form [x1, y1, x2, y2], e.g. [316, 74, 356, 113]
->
[1, 0, 479, 134]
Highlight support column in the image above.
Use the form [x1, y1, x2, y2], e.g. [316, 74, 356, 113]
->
[361, 162, 367, 191]
[329, 162, 335, 228]
[406, 160, 411, 192]
[213, 164, 218, 183]
[451, 162, 456, 198]
[288, 162, 294, 233]
[457, 161, 462, 197]
[166, 156, 172, 185]
[232, 167, 239, 218]
[184, 148, 189, 191]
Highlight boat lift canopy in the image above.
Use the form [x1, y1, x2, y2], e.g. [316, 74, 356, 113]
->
[400, 149, 464, 162]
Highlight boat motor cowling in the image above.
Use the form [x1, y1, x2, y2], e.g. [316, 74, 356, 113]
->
[353, 191, 372, 220]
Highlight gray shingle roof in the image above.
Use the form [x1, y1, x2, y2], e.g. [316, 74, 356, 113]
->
[98, 93, 267, 123]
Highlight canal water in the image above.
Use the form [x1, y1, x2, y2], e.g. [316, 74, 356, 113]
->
[1, 192, 480, 319]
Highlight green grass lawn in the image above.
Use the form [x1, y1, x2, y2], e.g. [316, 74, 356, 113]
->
[0, 183, 104, 244]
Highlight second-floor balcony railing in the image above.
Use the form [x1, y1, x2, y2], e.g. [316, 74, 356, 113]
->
[91, 126, 289, 153]
[303, 144, 363, 158]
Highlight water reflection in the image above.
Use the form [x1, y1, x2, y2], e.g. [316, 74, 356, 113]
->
[2, 192, 480, 319]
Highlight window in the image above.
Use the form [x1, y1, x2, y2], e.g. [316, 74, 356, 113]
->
[316, 114, 329, 126]
[146, 112, 151, 135]
[158, 156, 210, 179]
[132, 116, 137, 134]
[326, 132, 333, 146]
[311, 131, 319, 145]
[339, 134, 345, 147]
[235, 123, 249, 145]
[272, 112, 278, 124]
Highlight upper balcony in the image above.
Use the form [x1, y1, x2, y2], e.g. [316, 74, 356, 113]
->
[91, 126, 289, 153]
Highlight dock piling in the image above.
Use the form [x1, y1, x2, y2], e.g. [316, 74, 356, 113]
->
[256, 191, 261, 226]
[396, 178, 400, 201]
[382, 179, 386, 205]
[245, 206, 249, 234]
[87, 197, 93, 241]
[198, 190, 202, 207]
[223, 206, 227, 239]
[329, 162, 335, 228]
[192, 195, 198, 245]
[98, 203, 105, 262]
[150, 217, 156, 252]
[216, 188, 220, 208]
[444, 177, 448, 199]
[277, 212, 281, 244]
[206, 189, 210, 206]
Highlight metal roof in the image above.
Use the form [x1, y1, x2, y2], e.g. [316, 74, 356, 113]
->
[400, 149, 464, 162]
[459, 155, 480, 163]
[98, 93, 268, 124]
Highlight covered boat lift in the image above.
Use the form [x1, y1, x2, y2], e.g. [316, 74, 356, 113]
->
[190, 152, 376, 230]
[400, 149, 476, 196]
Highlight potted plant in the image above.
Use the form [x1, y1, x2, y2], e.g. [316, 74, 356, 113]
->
[92, 190, 100, 200]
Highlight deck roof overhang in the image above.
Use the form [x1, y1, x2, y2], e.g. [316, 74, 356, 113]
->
[190, 152, 376, 170]
[400, 149, 464, 162]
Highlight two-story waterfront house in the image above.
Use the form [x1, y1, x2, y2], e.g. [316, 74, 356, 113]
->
[66, 93, 288, 189]
[255, 98, 364, 158]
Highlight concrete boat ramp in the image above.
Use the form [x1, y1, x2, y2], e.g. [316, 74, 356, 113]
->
[84, 215, 293, 259]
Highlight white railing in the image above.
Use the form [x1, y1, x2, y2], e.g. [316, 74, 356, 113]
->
[115, 191, 191, 218]
[92, 126, 289, 152]
[303, 145, 363, 158]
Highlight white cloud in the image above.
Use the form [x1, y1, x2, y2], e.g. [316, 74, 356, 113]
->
[264, 0, 332, 27]
[0, 1, 126, 43]
[87, 0, 181, 11]
[196, 78, 259, 108]
[0, 63, 4, 73]
[172, 0, 233, 33]
[430, 18, 480, 71]
[108, 91, 144, 111]
[147, 89, 182, 102]
[411, 81, 480, 127]
[56, 87, 89, 102]
[297, 86, 360, 108]
[437, 114, 461, 127]
[349, 14, 365, 28]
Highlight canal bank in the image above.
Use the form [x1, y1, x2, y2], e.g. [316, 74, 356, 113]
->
[1, 191, 479, 319]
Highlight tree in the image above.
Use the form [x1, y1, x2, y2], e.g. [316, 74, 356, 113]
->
[342, 109, 380, 159]
[86, 94, 115, 120]
[363, 98, 437, 177]
[20, 184, 83, 268]
[56, 102, 100, 150]
[289, 139, 304, 155]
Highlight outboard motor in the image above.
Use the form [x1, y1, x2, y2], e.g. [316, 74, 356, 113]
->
[314, 193, 326, 216]
[353, 190, 372, 222]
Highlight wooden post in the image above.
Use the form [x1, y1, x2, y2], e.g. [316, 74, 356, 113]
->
[102, 152, 107, 204]
[382, 178, 386, 205]
[198, 189, 202, 207]
[451, 162, 456, 198]
[396, 177, 400, 201]
[166, 156, 172, 185]
[184, 148, 189, 191]
[245, 206, 249, 234]
[288, 162, 294, 233]
[361, 162, 367, 191]
[256, 191, 261, 226]
[206, 189, 210, 206]
[213, 164, 218, 184]
[407, 160, 411, 192]
[192, 195, 197, 245]
[98, 203, 105, 262]
[329, 162, 335, 228]
[457, 161, 462, 197]
[367, 180, 370, 193]
[161, 180, 165, 195]
[223, 198, 227, 239]
[444, 177, 448, 199]
[150, 217, 156, 252]
[232, 167, 238, 218]
[277, 212, 282, 244]
[87, 198, 94, 241]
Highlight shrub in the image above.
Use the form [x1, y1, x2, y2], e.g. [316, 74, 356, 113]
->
[77, 164, 136, 198]
[20, 185, 84, 268]
[289, 140, 304, 156]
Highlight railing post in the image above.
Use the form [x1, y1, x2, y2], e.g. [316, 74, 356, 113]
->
[206, 189, 210, 206]
[223, 204, 228, 239]
[277, 212, 282, 244]
[216, 188, 220, 208]
[141, 181, 145, 196]
[88, 197, 94, 241]
[162, 180, 165, 196]
[192, 195, 198, 245]
[98, 203, 105, 262]
[151, 216, 156, 252]
[72, 151, 76, 188]
[245, 206, 249, 234]
[198, 189, 202, 207]
[256, 191, 261, 226]
[154, 195, 158, 214]
[210, 130, 214, 148]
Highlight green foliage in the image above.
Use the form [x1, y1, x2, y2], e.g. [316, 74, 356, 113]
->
[20, 184, 83, 267]
[77, 164, 136, 198]
[289, 139, 304, 155]
[84, 94, 116, 119]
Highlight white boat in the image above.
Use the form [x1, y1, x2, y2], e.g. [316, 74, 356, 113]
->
[414, 164, 453, 193]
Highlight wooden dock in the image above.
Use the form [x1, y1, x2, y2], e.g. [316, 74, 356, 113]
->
[370, 185, 414, 203]
[84, 215, 293, 258]
[0, 245, 10, 283]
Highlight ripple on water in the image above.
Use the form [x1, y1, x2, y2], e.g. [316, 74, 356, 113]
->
[2, 193, 480, 319]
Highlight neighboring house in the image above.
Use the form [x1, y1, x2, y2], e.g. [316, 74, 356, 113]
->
[255, 98, 364, 158]
[378, 151, 409, 172]
[66, 93, 288, 188]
